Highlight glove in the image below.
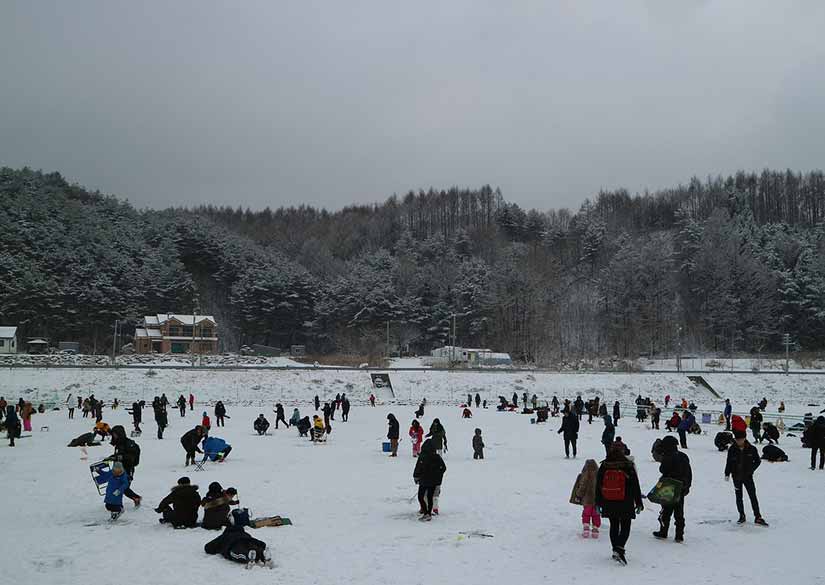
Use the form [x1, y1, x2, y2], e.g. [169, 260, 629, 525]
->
[635, 504, 644, 514]
[724, 475, 730, 482]
[154, 507, 162, 513]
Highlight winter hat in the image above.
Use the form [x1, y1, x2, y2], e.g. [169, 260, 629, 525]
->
[202, 411, 207, 416]
[112, 461, 124, 475]
[178, 477, 190, 485]
[208, 481, 223, 495]
[660, 435, 679, 453]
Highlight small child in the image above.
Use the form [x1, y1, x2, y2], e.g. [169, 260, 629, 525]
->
[102, 461, 131, 520]
[201, 411, 211, 431]
[409, 419, 424, 457]
[473, 428, 484, 460]
[570, 459, 600, 538]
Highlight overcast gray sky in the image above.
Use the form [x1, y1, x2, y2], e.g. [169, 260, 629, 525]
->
[1, 1, 823, 212]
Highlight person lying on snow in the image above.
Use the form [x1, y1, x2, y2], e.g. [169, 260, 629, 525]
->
[155, 476, 201, 528]
[67, 432, 99, 447]
[202, 436, 232, 461]
[202, 482, 239, 530]
[253, 414, 270, 435]
[204, 522, 272, 567]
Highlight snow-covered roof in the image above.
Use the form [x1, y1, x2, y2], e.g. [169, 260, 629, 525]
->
[27, 338, 48, 345]
[155, 314, 216, 325]
[0, 326, 17, 338]
[134, 328, 162, 339]
[143, 316, 160, 326]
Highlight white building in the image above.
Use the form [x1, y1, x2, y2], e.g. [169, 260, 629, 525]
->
[0, 326, 18, 354]
[428, 345, 512, 367]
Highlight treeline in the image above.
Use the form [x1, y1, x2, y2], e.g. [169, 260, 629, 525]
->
[2, 167, 825, 362]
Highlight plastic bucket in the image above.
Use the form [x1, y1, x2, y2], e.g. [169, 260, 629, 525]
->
[382, 441, 391, 452]
[530, 418, 536, 424]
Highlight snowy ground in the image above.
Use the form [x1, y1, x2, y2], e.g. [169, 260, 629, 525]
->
[1, 370, 824, 585]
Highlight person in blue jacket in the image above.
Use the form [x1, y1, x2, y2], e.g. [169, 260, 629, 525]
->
[202, 436, 232, 461]
[101, 461, 131, 520]
[677, 411, 694, 449]
[724, 399, 733, 431]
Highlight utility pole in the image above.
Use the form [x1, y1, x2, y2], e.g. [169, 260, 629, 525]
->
[386, 320, 390, 358]
[783, 333, 791, 374]
[111, 319, 118, 365]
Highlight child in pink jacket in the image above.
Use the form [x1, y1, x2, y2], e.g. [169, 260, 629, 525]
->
[409, 419, 424, 457]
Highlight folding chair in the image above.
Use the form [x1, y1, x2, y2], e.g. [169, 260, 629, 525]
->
[194, 452, 219, 471]
[90, 460, 111, 495]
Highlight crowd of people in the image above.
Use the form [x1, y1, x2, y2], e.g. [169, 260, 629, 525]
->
[6, 385, 823, 570]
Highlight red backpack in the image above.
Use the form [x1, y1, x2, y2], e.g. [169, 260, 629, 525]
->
[601, 469, 627, 501]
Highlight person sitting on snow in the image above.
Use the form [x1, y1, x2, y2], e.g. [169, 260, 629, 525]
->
[202, 435, 232, 461]
[462, 408, 472, 419]
[253, 414, 270, 435]
[202, 482, 238, 530]
[665, 411, 681, 432]
[155, 476, 201, 528]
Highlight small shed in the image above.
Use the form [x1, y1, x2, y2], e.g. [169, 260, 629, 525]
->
[0, 326, 18, 354]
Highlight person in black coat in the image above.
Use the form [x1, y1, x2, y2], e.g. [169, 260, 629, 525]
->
[715, 431, 734, 452]
[601, 415, 615, 456]
[181, 425, 205, 466]
[387, 414, 400, 457]
[558, 409, 580, 458]
[749, 406, 763, 443]
[205, 525, 269, 565]
[314, 395, 320, 411]
[475, 393, 481, 409]
[653, 436, 692, 542]
[725, 431, 767, 525]
[254, 414, 270, 435]
[201, 482, 238, 530]
[274, 403, 288, 429]
[215, 401, 228, 427]
[574, 396, 584, 420]
[761, 422, 780, 444]
[595, 444, 643, 565]
[413, 438, 446, 519]
[806, 416, 825, 470]
[341, 397, 350, 422]
[109, 425, 142, 506]
[156, 477, 201, 528]
[128, 401, 143, 434]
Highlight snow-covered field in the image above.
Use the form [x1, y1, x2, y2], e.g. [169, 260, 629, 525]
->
[1, 369, 824, 585]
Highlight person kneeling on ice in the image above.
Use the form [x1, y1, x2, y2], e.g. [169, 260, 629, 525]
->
[202, 435, 232, 462]
[472, 428, 484, 460]
[101, 461, 130, 520]
[413, 439, 446, 521]
[204, 521, 272, 568]
[202, 483, 239, 530]
[254, 414, 270, 436]
[762, 422, 780, 444]
[595, 442, 643, 565]
[724, 430, 768, 526]
[155, 477, 201, 528]
[570, 459, 601, 539]
[652, 436, 692, 543]
[462, 407, 472, 419]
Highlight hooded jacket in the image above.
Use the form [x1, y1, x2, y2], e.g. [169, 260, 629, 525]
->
[204, 526, 267, 560]
[102, 469, 131, 507]
[157, 483, 201, 527]
[110, 426, 140, 474]
[413, 440, 446, 487]
[558, 411, 580, 440]
[658, 436, 692, 496]
[725, 440, 761, 481]
[595, 453, 643, 519]
[181, 427, 204, 453]
[202, 483, 237, 530]
[387, 415, 400, 440]
[805, 416, 825, 448]
[254, 416, 270, 433]
[570, 459, 598, 506]
[202, 436, 229, 459]
[426, 420, 447, 451]
[601, 416, 615, 446]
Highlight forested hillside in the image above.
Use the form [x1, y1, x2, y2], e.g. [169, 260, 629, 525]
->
[2, 167, 825, 362]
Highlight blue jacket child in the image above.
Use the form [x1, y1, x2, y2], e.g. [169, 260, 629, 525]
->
[202, 436, 232, 461]
[101, 462, 131, 515]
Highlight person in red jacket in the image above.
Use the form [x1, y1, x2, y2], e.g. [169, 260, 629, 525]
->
[189, 393, 195, 411]
[201, 411, 211, 431]
[409, 419, 424, 457]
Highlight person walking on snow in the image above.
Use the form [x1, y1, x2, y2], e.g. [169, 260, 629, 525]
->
[100, 461, 130, 520]
[601, 415, 615, 456]
[595, 443, 644, 565]
[387, 414, 400, 457]
[475, 393, 481, 409]
[807, 416, 825, 470]
[214, 401, 228, 427]
[426, 418, 448, 454]
[189, 393, 195, 411]
[473, 428, 485, 460]
[108, 425, 142, 507]
[413, 439, 446, 521]
[749, 406, 763, 443]
[725, 429, 768, 526]
[274, 403, 288, 428]
[341, 396, 350, 422]
[177, 395, 187, 417]
[409, 419, 424, 457]
[652, 436, 692, 542]
[570, 459, 601, 539]
[677, 410, 694, 449]
[369, 394, 376, 407]
[5, 405, 20, 447]
[724, 399, 732, 431]
[201, 411, 211, 431]
[558, 408, 580, 458]
[314, 395, 320, 411]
